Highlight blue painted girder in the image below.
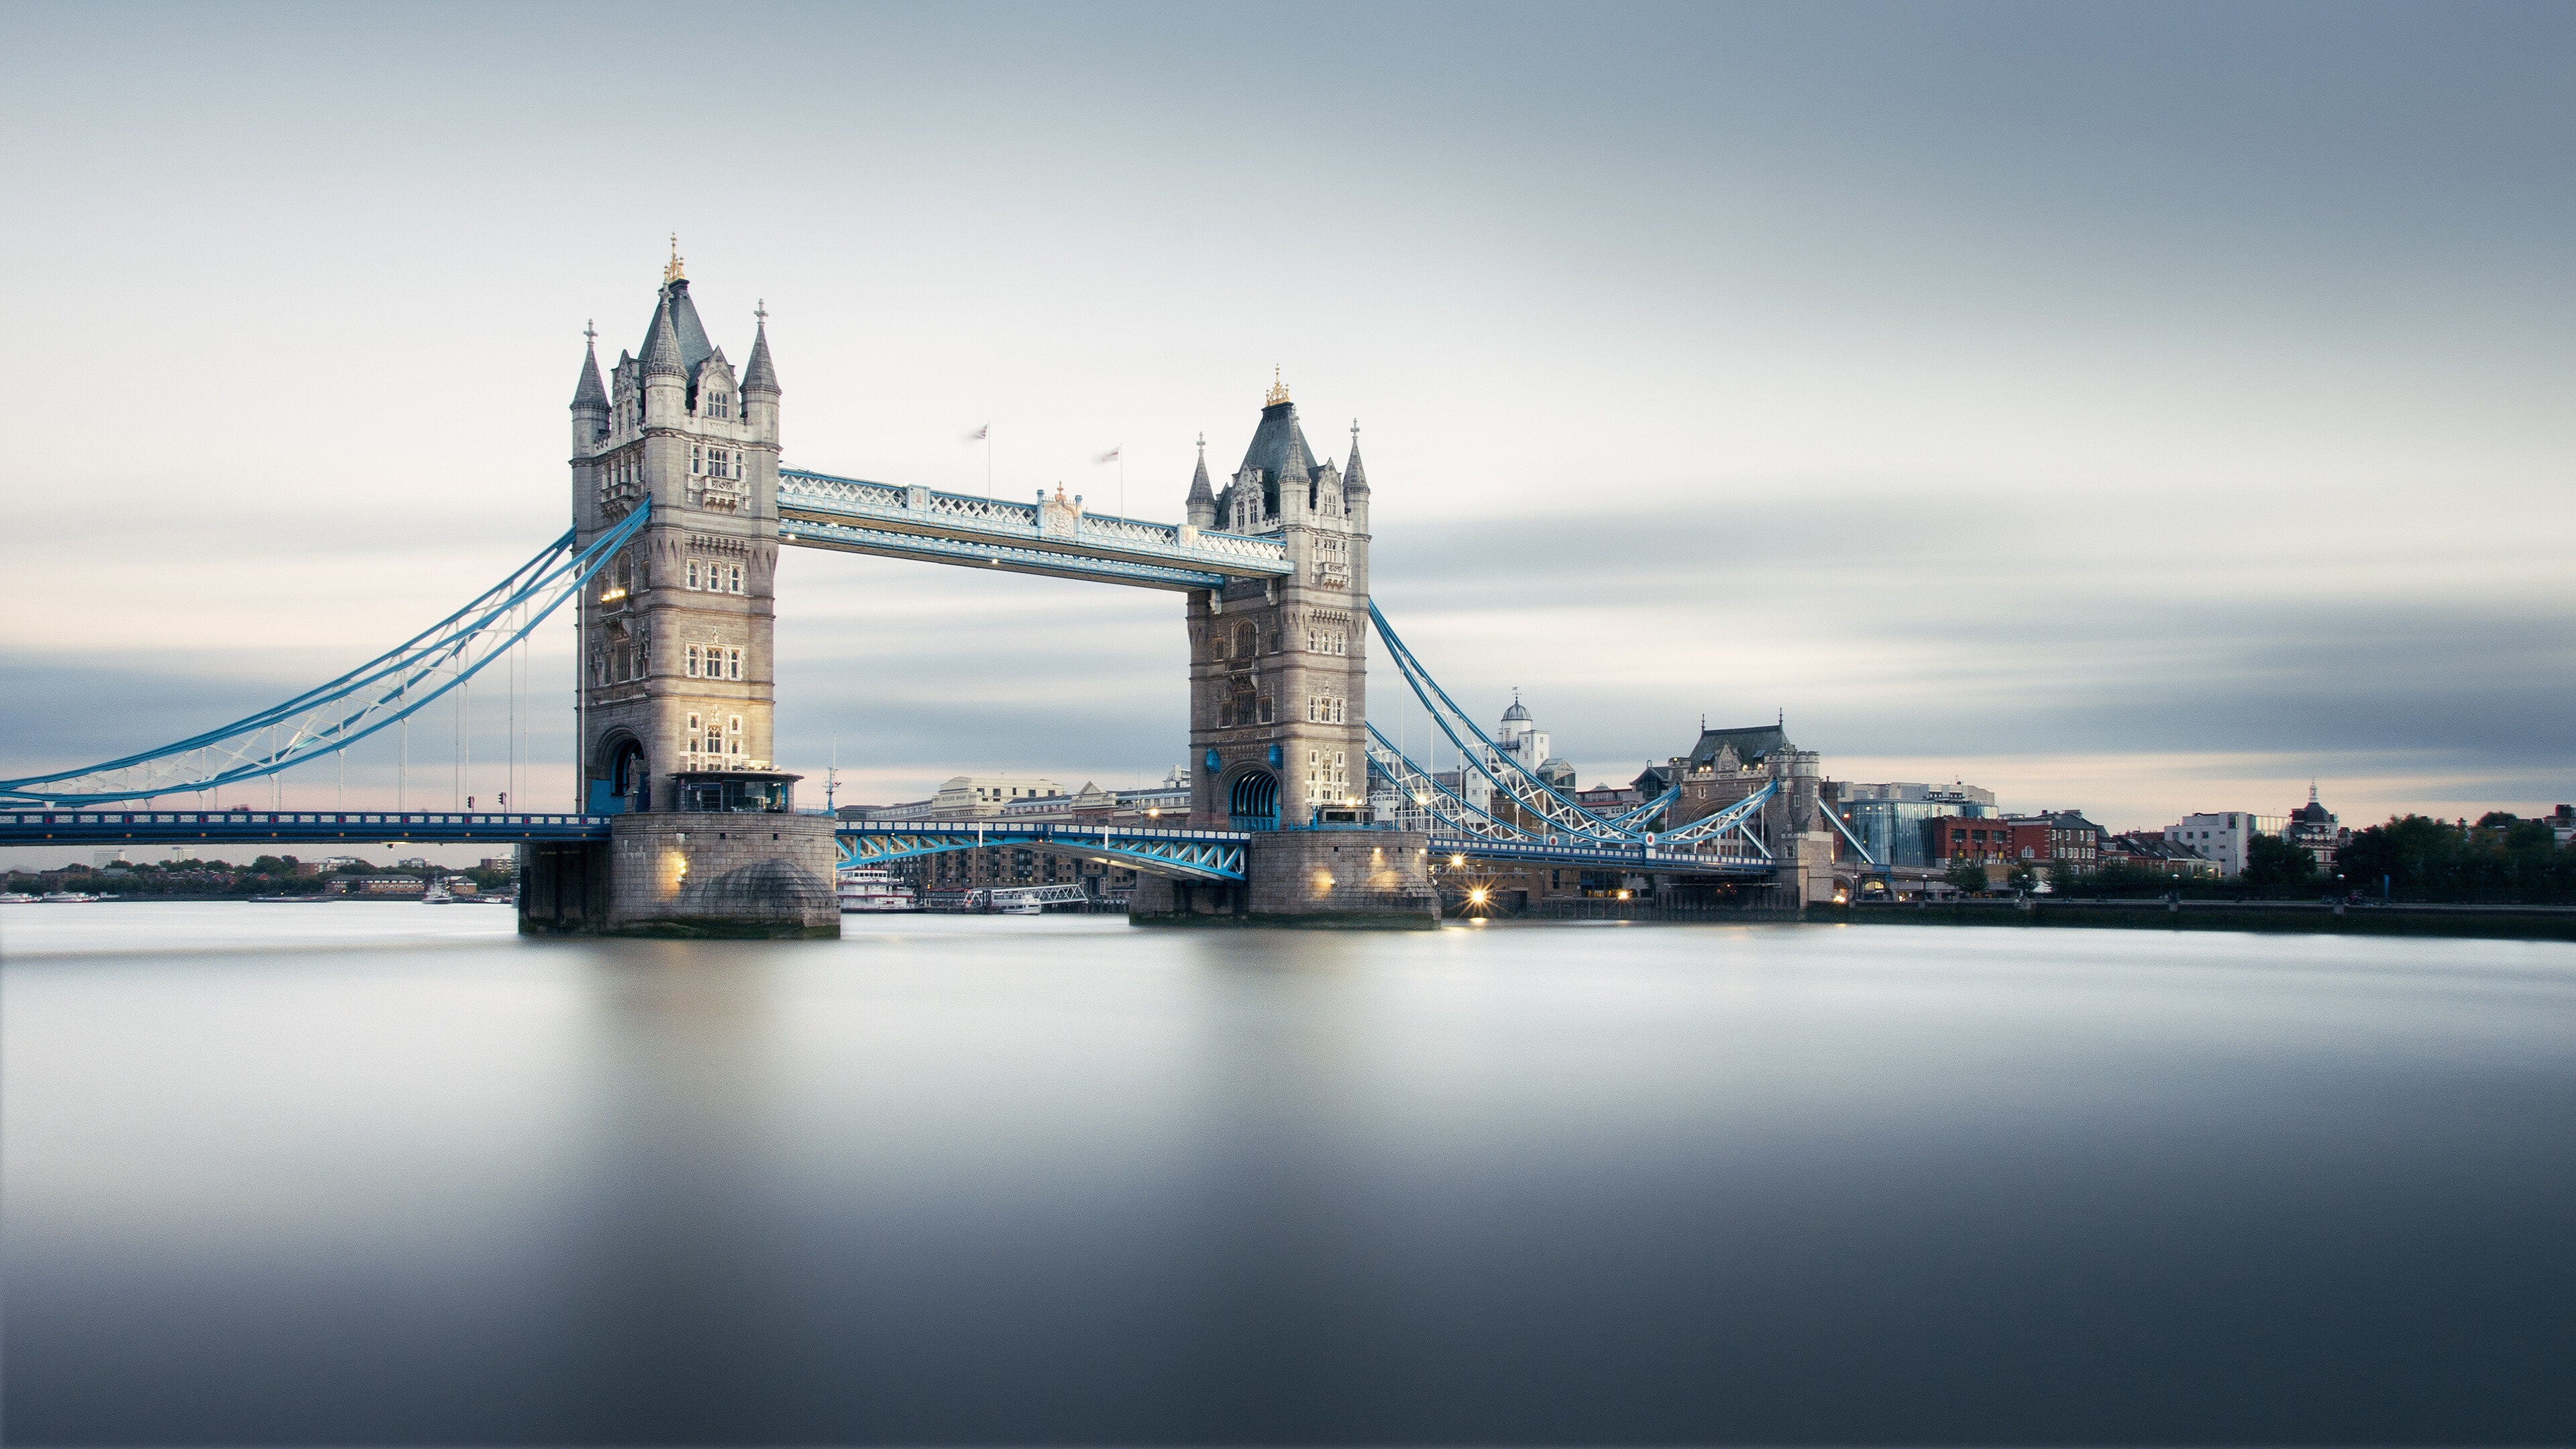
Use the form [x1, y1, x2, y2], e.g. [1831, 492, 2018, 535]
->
[1424, 835, 1775, 875]
[837, 822, 1248, 881]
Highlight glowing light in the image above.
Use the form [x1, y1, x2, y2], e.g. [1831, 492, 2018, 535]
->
[1468, 888, 1488, 904]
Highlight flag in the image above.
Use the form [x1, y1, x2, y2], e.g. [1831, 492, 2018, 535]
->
[969, 424, 988, 442]
[1095, 447, 1120, 464]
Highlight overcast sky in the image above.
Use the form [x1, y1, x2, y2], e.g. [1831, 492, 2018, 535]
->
[3, 0, 2569, 857]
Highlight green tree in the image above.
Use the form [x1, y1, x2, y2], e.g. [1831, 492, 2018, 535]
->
[1946, 860, 1990, 894]
[2005, 861, 2037, 892]
[2242, 834, 2317, 886]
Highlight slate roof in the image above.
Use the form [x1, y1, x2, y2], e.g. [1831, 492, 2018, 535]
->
[1344, 433, 1369, 492]
[1233, 400, 1316, 516]
[1685, 724, 1793, 767]
[638, 278, 718, 379]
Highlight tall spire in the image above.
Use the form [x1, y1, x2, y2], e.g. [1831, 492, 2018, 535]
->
[1185, 431, 1216, 529]
[1343, 417, 1368, 492]
[643, 292, 686, 378]
[570, 319, 608, 411]
[742, 299, 781, 396]
[1186, 433, 1213, 504]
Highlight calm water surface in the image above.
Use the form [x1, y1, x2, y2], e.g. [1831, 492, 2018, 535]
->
[5, 902, 2573, 1444]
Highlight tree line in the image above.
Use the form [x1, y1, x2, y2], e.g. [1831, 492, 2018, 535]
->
[1939, 814, 2576, 904]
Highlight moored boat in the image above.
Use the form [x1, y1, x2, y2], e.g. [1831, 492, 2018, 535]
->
[837, 867, 918, 912]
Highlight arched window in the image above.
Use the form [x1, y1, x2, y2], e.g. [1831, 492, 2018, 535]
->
[1235, 622, 1256, 657]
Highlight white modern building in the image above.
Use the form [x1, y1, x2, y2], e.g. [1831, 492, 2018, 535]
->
[2163, 812, 2291, 877]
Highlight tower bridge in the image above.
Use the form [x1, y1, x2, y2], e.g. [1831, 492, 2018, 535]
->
[0, 256, 1870, 932]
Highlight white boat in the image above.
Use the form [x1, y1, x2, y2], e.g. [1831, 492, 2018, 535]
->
[0, 892, 36, 904]
[40, 892, 100, 903]
[837, 867, 918, 912]
[422, 884, 455, 904]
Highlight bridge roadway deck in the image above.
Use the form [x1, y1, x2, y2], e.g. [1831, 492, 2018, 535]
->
[836, 820, 1251, 882]
[0, 810, 614, 847]
[1425, 835, 1774, 876]
[0, 814, 1772, 881]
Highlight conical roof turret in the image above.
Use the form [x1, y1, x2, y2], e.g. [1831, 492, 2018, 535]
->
[1344, 419, 1369, 492]
[570, 327, 608, 413]
[642, 292, 686, 378]
[1185, 434, 1214, 507]
[742, 311, 781, 396]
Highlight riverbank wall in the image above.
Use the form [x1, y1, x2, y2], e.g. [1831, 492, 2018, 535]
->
[1840, 899, 2576, 941]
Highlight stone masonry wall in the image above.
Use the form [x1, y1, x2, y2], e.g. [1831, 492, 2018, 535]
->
[604, 813, 839, 938]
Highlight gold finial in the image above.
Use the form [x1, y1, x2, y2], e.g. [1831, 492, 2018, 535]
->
[1264, 364, 1290, 407]
[664, 234, 685, 284]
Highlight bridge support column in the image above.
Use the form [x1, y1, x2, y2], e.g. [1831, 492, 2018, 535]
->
[1131, 831, 1438, 928]
[519, 841, 609, 934]
[521, 814, 841, 938]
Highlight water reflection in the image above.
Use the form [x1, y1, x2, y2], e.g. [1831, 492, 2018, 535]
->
[5, 907, 2574, 1442]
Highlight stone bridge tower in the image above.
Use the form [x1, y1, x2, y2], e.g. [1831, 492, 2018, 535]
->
[570, 248, 784, 812]
[1137, 376, 1434, 924]
[526, 247, 835, 937]
[1184, 376, 1373, 830]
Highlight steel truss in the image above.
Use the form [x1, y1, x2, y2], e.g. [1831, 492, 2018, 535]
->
[837, 822, 1248, 881]
[0, 505, 652, 808]
[1364, 603, 1781, 858]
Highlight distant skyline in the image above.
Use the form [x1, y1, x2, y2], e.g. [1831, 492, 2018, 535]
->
[4, 0, 2569, 853]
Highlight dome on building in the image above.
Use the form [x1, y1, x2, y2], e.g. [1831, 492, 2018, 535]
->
[1501, 692, 1532, 724]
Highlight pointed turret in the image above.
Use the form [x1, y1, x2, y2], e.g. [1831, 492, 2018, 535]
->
[1184, 432, 1216, 530]
[742, 313, 781, 396]
[642, 294, 686, 378]
[571, 328, 608, 413]
[1343, 419, 1368, 494]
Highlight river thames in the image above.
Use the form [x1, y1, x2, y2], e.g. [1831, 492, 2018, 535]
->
[5, 902, 2572, 1444]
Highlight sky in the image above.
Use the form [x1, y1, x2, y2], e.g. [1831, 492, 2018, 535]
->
[3, 0, 2570, 864]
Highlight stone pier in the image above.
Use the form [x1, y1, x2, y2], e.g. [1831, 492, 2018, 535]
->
[519, 814, 840, 938]
[1130, 830, 1438, 927]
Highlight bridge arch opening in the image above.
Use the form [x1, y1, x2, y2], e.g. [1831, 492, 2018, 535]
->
[608, 737, 648, 812]
[1226, 769, 1279, 830]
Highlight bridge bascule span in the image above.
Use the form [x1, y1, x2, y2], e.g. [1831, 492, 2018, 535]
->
[1, 258, 1866, 932]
